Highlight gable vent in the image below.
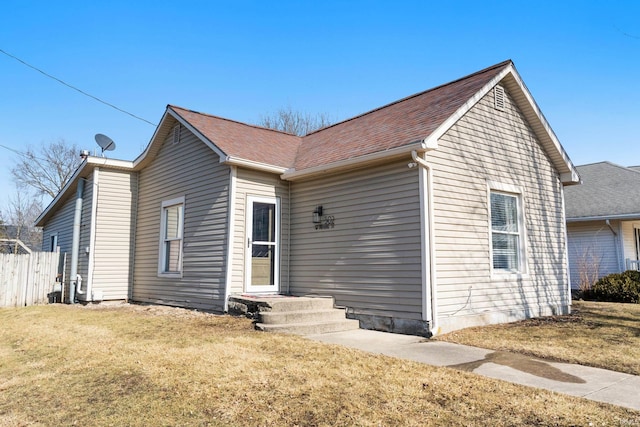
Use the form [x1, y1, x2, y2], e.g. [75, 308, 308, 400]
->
[172, 124, 181, 144]
[494, 85, 506, 111]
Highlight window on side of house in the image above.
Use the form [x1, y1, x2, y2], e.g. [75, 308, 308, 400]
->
[159, 197, 185, 276]
[489, 187, 525, 273]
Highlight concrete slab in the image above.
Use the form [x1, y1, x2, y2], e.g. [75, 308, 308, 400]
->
[305, 328, 640, 411]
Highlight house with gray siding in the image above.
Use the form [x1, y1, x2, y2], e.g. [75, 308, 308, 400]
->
[36, 60, 579, 335]
[564, 162, 640, 290]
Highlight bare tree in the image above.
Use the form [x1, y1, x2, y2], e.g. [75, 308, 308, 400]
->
[258, 106, 333, 136]
[3, 192, 43, 253]
[11, 139, 81, 199]
[576, 244, 602, 294]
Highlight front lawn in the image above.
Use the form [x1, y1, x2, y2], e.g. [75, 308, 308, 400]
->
[437, 300, 640, 375]
[0, 303, 638, 426]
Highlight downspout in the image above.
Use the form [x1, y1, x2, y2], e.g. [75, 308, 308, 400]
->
[560, 184, 571, 309]
[69, 178, 85, 304]
[605, 219, 622, 272]
[412, 150, 439, 334]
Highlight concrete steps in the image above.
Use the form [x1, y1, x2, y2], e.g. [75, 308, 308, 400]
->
[228, 295, 360, 335]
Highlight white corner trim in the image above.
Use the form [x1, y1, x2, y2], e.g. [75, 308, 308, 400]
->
[86, 167, 99, 302]
[224, 166, 237, 311]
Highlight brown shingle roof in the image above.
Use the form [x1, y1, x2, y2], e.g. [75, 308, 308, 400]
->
[169, 60, 512, 172]
[294, 60, 512, 170]
[169, 106, 302, 169]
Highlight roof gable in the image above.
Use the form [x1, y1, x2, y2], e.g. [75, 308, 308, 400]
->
[146, 61, 577, 184]
[565, 162, 640, 220]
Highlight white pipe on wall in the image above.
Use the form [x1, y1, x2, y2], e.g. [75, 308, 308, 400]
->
[412, 150, 439, 335]
[69, 179, 85, 304]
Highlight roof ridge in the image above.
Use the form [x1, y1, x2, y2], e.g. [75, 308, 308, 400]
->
[579, 160, 640, 172]
[168, 105, 302, 138]
[303, 59, 513, 137]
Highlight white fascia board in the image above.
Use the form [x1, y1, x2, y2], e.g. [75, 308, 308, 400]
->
[167, 107, 227, 159]
[221, 156, 288, 174]
[423, 64, 579, 185]
[506, 67, 579, 184]
[87, 156, 133, 169]
[131, 107, 228, 169]
[281, 140, 431, 181]
[423, 66, 513, 147]
[567, 214, 640, 222]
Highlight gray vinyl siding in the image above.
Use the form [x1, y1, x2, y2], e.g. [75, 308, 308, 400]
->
[567, 221, 621, 288]
[92, 168, 138, 300]
[41, 189, 77, 297]
[231, 168, 290, 294]
[289, 160, 423, 320]
[133, 123, 229, 311]
[76, 174, 93, 301]
[430, 84, 569, 324]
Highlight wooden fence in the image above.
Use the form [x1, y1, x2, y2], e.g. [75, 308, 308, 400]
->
[0, 251, 61, 307]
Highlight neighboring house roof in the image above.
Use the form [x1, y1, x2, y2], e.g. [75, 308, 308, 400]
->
[37, 60, 580, 226]
[564, 161, 640, 221]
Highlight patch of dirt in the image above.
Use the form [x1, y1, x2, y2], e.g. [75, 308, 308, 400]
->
[77, 301, 220, 319]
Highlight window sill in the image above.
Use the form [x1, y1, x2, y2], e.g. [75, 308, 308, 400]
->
[157, 271, 183, 279]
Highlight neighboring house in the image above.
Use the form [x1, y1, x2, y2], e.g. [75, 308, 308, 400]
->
[35, 60, 579, 335]
[564, 162, 640, 290]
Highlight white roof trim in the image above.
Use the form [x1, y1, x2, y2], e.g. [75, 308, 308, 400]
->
[166, 107, 227, 159]
[281, 140, 431, 181]
[567, 214, 640, 222]
[424, 63, 579, 185]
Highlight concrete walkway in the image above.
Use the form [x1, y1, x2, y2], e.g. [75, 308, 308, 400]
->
[305, 329, 640, 411]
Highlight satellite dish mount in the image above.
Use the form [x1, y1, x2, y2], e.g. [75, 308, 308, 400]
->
[95, 133, 116, 157]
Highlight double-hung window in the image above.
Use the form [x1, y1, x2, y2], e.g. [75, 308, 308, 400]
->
[159, 197, 184, 276]
[489, 184, 525, 273]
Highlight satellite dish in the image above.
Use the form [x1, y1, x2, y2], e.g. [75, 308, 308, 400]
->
[95, 133, 116, 155]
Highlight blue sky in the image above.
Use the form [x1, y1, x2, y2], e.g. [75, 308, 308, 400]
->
[1, 1, 639, 212]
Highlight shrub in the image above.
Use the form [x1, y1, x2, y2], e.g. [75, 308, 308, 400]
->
[589, 270, 640, 303]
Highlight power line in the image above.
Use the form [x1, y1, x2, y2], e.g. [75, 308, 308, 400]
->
[0, 48, 157, 126]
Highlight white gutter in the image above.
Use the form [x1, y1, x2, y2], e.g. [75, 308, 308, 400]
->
[411, 149, 439, 335]
[223, 166, 237, 312]
[222, 156, 288, 174]
[282, 141, 431, 181]
[567, 213, 640, 222]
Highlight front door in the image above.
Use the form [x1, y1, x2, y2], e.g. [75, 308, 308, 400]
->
[245, 196, 280, 293]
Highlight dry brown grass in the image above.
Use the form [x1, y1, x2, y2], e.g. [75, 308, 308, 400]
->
[438, 301, 640, 376]
[1, 303, 638, 426]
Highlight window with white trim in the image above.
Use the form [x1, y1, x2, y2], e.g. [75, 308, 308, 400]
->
[490, 189, 524, 272]
[159, 197, 184, 275]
